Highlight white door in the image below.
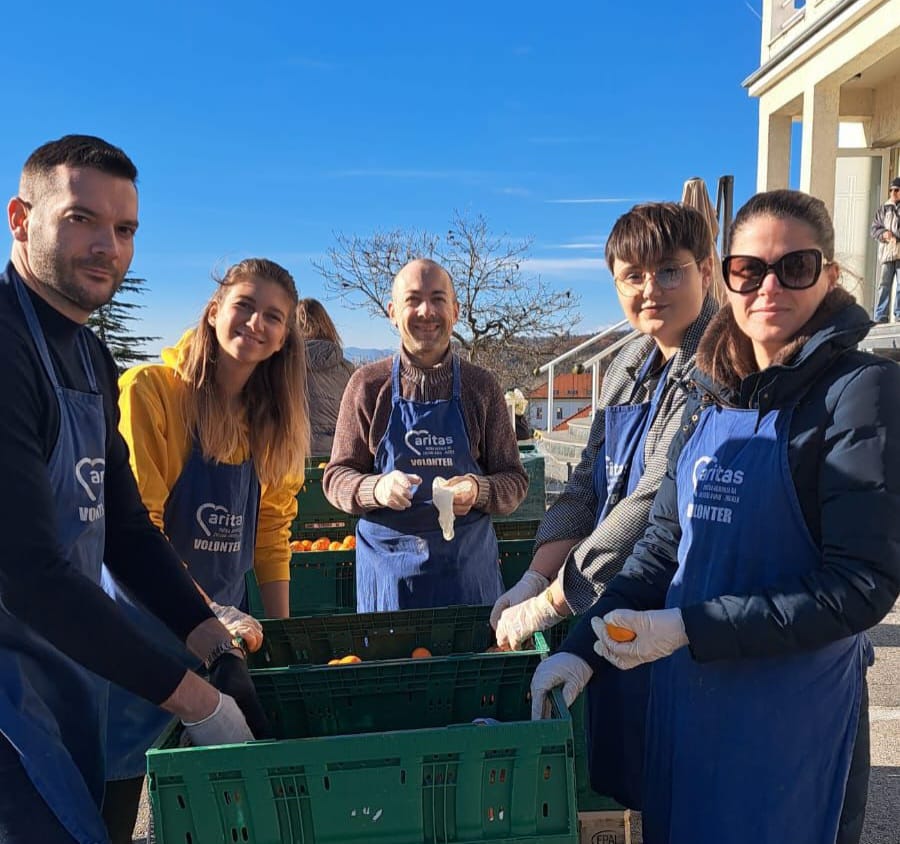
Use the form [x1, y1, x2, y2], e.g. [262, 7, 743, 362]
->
[834, 155, 883, 312]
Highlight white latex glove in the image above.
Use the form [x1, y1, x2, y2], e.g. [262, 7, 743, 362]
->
[444, 475, 477, 516]
[496, 589, 562, 651]
[374, 470, 422, 510]
[530, 653, 593, 720]
[182, 692, 254, 746]
[209, 601, 263, 653]
[490, 570, 549, 629]
[592, 608, 688, 671]
[432, 477, 457, 540]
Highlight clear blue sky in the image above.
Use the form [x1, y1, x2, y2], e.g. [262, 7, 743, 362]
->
[2, 0, 765, 353]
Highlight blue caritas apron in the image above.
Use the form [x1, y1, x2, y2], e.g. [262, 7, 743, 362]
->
[0, 274, 110, 843]
[642, 403, 867, 844]
[102, 441, 259, 779]
[355, 355, 503, 611]
[584, 353, 671, 810]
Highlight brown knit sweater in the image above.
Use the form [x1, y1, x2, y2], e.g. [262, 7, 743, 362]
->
[322, 347, 528, 515]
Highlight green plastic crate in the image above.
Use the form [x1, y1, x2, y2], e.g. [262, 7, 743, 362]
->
[498, 539, 535, 590]
[245, 548, 356, 618]
[493, 520, 541, 541]
[494, 451, 546, 523]
[291, 457, 357, 536]
[147, 659, 577, 844]
[248, 605, 546, 670]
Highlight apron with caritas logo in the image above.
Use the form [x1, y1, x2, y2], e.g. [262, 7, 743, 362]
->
[585, 354, 671, 810]
[355, 355, 503, 611]
[0, 273, 110, 843]
[101, 442, 259, 779]
[642, 402, 869, 843]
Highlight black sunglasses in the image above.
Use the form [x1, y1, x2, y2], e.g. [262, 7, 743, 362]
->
[722, 248, 828, 293]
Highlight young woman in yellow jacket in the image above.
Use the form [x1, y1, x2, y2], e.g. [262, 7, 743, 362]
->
[101, 258, 310, 842]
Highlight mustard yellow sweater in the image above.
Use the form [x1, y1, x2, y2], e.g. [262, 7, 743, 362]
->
[118, 333, 298, 585]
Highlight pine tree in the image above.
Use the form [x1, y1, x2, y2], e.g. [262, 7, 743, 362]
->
[88, 275, 161, 372]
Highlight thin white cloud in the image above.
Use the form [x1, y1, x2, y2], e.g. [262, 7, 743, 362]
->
[546, 197, 637, 205]
[522, 257, 607, 275]
[549, 242, 605, 250]
[329, 168, 486, 180]
[496, 186, 532, 197]
[744, 2, 762, 21]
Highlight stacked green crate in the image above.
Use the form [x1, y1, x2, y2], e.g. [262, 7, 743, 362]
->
[147, 607, 577, 844]
[291, 456, 355, 536]
[494, 449, 546, 523]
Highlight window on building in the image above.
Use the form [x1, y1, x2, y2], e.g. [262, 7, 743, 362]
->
[536, 407, 543, 419]
[556, 407, 563, 420]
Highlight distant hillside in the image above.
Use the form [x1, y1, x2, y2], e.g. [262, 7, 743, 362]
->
[344, 346, 394, 364]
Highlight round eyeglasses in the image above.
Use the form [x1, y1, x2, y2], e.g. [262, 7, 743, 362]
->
[722, 249, 829, 294]
[613, 260, 697, 297]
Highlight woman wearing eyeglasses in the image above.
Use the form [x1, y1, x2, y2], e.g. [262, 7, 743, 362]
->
[543, 190, 900, 844]
[496, 202, 722, 810]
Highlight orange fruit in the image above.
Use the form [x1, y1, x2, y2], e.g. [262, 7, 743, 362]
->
[327, 659, 341, 666]
[311, 537, 330, 551]
[410, 647, 432, 659]
[289, 540, 304, 552]
[605, 623, 636, 643]
[338, 654, 362, 664]
[317, 462, 328, 468]
[342, 535, 356, 549]
[299, 539, 313, 552]
[328, 541, 343, 551]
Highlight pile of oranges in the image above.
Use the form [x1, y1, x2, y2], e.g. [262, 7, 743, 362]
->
[290, 535, 356, 553]
[324, 646, 432, 666]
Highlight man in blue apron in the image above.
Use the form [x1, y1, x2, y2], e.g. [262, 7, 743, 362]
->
[322, 258, 528, 611]
[0, 135, 264, 844]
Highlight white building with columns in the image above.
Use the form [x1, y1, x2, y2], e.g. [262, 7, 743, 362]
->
[745, 0, 900, 313]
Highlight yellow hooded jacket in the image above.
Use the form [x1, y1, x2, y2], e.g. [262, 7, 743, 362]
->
[117, 331, 298, 587]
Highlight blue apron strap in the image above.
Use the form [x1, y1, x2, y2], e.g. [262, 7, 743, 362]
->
[11, 275, 63, 390]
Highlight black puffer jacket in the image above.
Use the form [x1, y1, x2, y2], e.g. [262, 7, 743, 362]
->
[563, 290, 900, 843]
[305, 339, 354, 456]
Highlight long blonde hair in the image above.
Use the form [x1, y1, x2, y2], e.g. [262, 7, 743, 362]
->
[179, 258, 310, 487]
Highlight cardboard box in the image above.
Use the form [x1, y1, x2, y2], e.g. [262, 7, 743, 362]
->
[579, 809, 632, 844]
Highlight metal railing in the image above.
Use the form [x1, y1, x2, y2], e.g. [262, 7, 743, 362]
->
[536, 319, 631, 428]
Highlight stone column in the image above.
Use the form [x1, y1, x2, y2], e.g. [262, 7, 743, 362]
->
[757, 106, 792, 192]
[799, 82, 840, 212]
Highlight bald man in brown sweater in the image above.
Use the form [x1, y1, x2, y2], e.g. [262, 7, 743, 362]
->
[323, 259, 527, 611]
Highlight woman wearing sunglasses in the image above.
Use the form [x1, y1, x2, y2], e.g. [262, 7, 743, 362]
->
[498, 202, 721, 810]
[542, 190, 900, 844]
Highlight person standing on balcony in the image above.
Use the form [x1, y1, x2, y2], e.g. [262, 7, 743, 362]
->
[492, 202, 721, 810]
[540, 190, 900, 844]
[871, 176, 900, 323]
[297, 297, 354, 457]
[323, 258, 527, 611]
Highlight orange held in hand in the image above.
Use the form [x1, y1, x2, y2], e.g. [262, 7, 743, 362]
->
[410, 647, 432, 659]
[606, 623, 636, 643]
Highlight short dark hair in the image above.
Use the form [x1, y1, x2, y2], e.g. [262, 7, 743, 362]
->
[21, 134, 137, 186]
[729, 189, 834, 260]
[605, 202, 712, 272]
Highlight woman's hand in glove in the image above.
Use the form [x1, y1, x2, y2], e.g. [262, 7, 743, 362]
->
[529, 652, 593, 720]
[592, 608, 688, 670]
[209, 602, 263, 653]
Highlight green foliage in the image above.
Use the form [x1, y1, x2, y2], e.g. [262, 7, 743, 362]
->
[87, 275, 160, 372]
